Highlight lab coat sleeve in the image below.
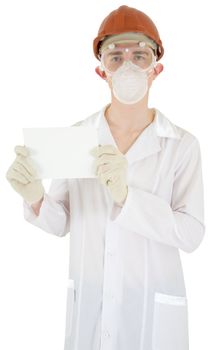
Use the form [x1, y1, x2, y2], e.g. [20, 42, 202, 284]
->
[111, 138, 205, 253]
[23, 179, 71, 237]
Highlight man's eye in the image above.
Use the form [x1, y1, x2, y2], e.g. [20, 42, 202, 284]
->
[111, 56, 122, 62]
[134, 55, 146, 61]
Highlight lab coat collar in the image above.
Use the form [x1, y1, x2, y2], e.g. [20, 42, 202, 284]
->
[96, 104, 181, 165]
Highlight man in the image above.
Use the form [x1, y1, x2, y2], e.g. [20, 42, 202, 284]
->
[6, 5, 205, 350]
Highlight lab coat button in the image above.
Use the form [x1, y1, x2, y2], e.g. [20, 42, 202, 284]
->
[103, 330, 111, 338]
[107, 250, 114, 256]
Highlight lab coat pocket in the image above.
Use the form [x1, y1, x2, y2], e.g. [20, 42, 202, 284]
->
[152, 292, 189, 350]
[65, 279, 75, 338]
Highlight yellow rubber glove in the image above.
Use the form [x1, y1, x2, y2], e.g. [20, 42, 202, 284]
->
[6, 145, 45, 205]
[90, 145, 128, 205]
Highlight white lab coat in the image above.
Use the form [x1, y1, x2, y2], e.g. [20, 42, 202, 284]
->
[23, 105, 205, 350]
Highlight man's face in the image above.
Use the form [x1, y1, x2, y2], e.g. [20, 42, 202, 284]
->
[96, 41, 164, 90]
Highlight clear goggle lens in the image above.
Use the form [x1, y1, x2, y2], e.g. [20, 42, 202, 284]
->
[101, 43, 156, 73]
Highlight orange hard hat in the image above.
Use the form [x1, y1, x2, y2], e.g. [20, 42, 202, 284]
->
[93, 5, 164, 61]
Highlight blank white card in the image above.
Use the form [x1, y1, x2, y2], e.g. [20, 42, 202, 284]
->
[23, 126, 99, 179]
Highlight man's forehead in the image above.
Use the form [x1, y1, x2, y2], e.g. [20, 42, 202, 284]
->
[110, 41, 141, 48]
[112, 40, 154, 48]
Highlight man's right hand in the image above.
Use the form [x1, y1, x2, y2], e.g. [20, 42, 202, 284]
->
[6, 145, 45, 205]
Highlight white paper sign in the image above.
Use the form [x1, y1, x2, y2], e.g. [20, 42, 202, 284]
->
[23, 126, 98, 179]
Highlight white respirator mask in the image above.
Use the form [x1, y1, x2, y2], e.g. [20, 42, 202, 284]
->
[111, 61, 153, 104]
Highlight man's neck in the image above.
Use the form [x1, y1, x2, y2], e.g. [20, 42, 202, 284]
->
[105, 98, 155, 133]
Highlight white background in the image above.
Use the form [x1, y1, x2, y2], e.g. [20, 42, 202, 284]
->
[0, 0, 216, 349]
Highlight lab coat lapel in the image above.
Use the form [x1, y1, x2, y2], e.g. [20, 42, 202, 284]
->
[125, 124, 161, 165]
[96, 105, 181, 165]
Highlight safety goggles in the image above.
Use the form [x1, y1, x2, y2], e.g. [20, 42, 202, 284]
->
[100, 42, 157, 74]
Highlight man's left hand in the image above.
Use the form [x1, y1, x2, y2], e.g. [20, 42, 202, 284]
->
[90, 145, 128, 205]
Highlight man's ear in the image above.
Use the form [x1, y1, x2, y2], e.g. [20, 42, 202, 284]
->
[152, 63, 164, 80]
[95, 66, 107, 80]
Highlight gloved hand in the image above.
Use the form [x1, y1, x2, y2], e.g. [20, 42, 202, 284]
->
[6, 145, 45, 205]
[90, 144, 128, 205]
